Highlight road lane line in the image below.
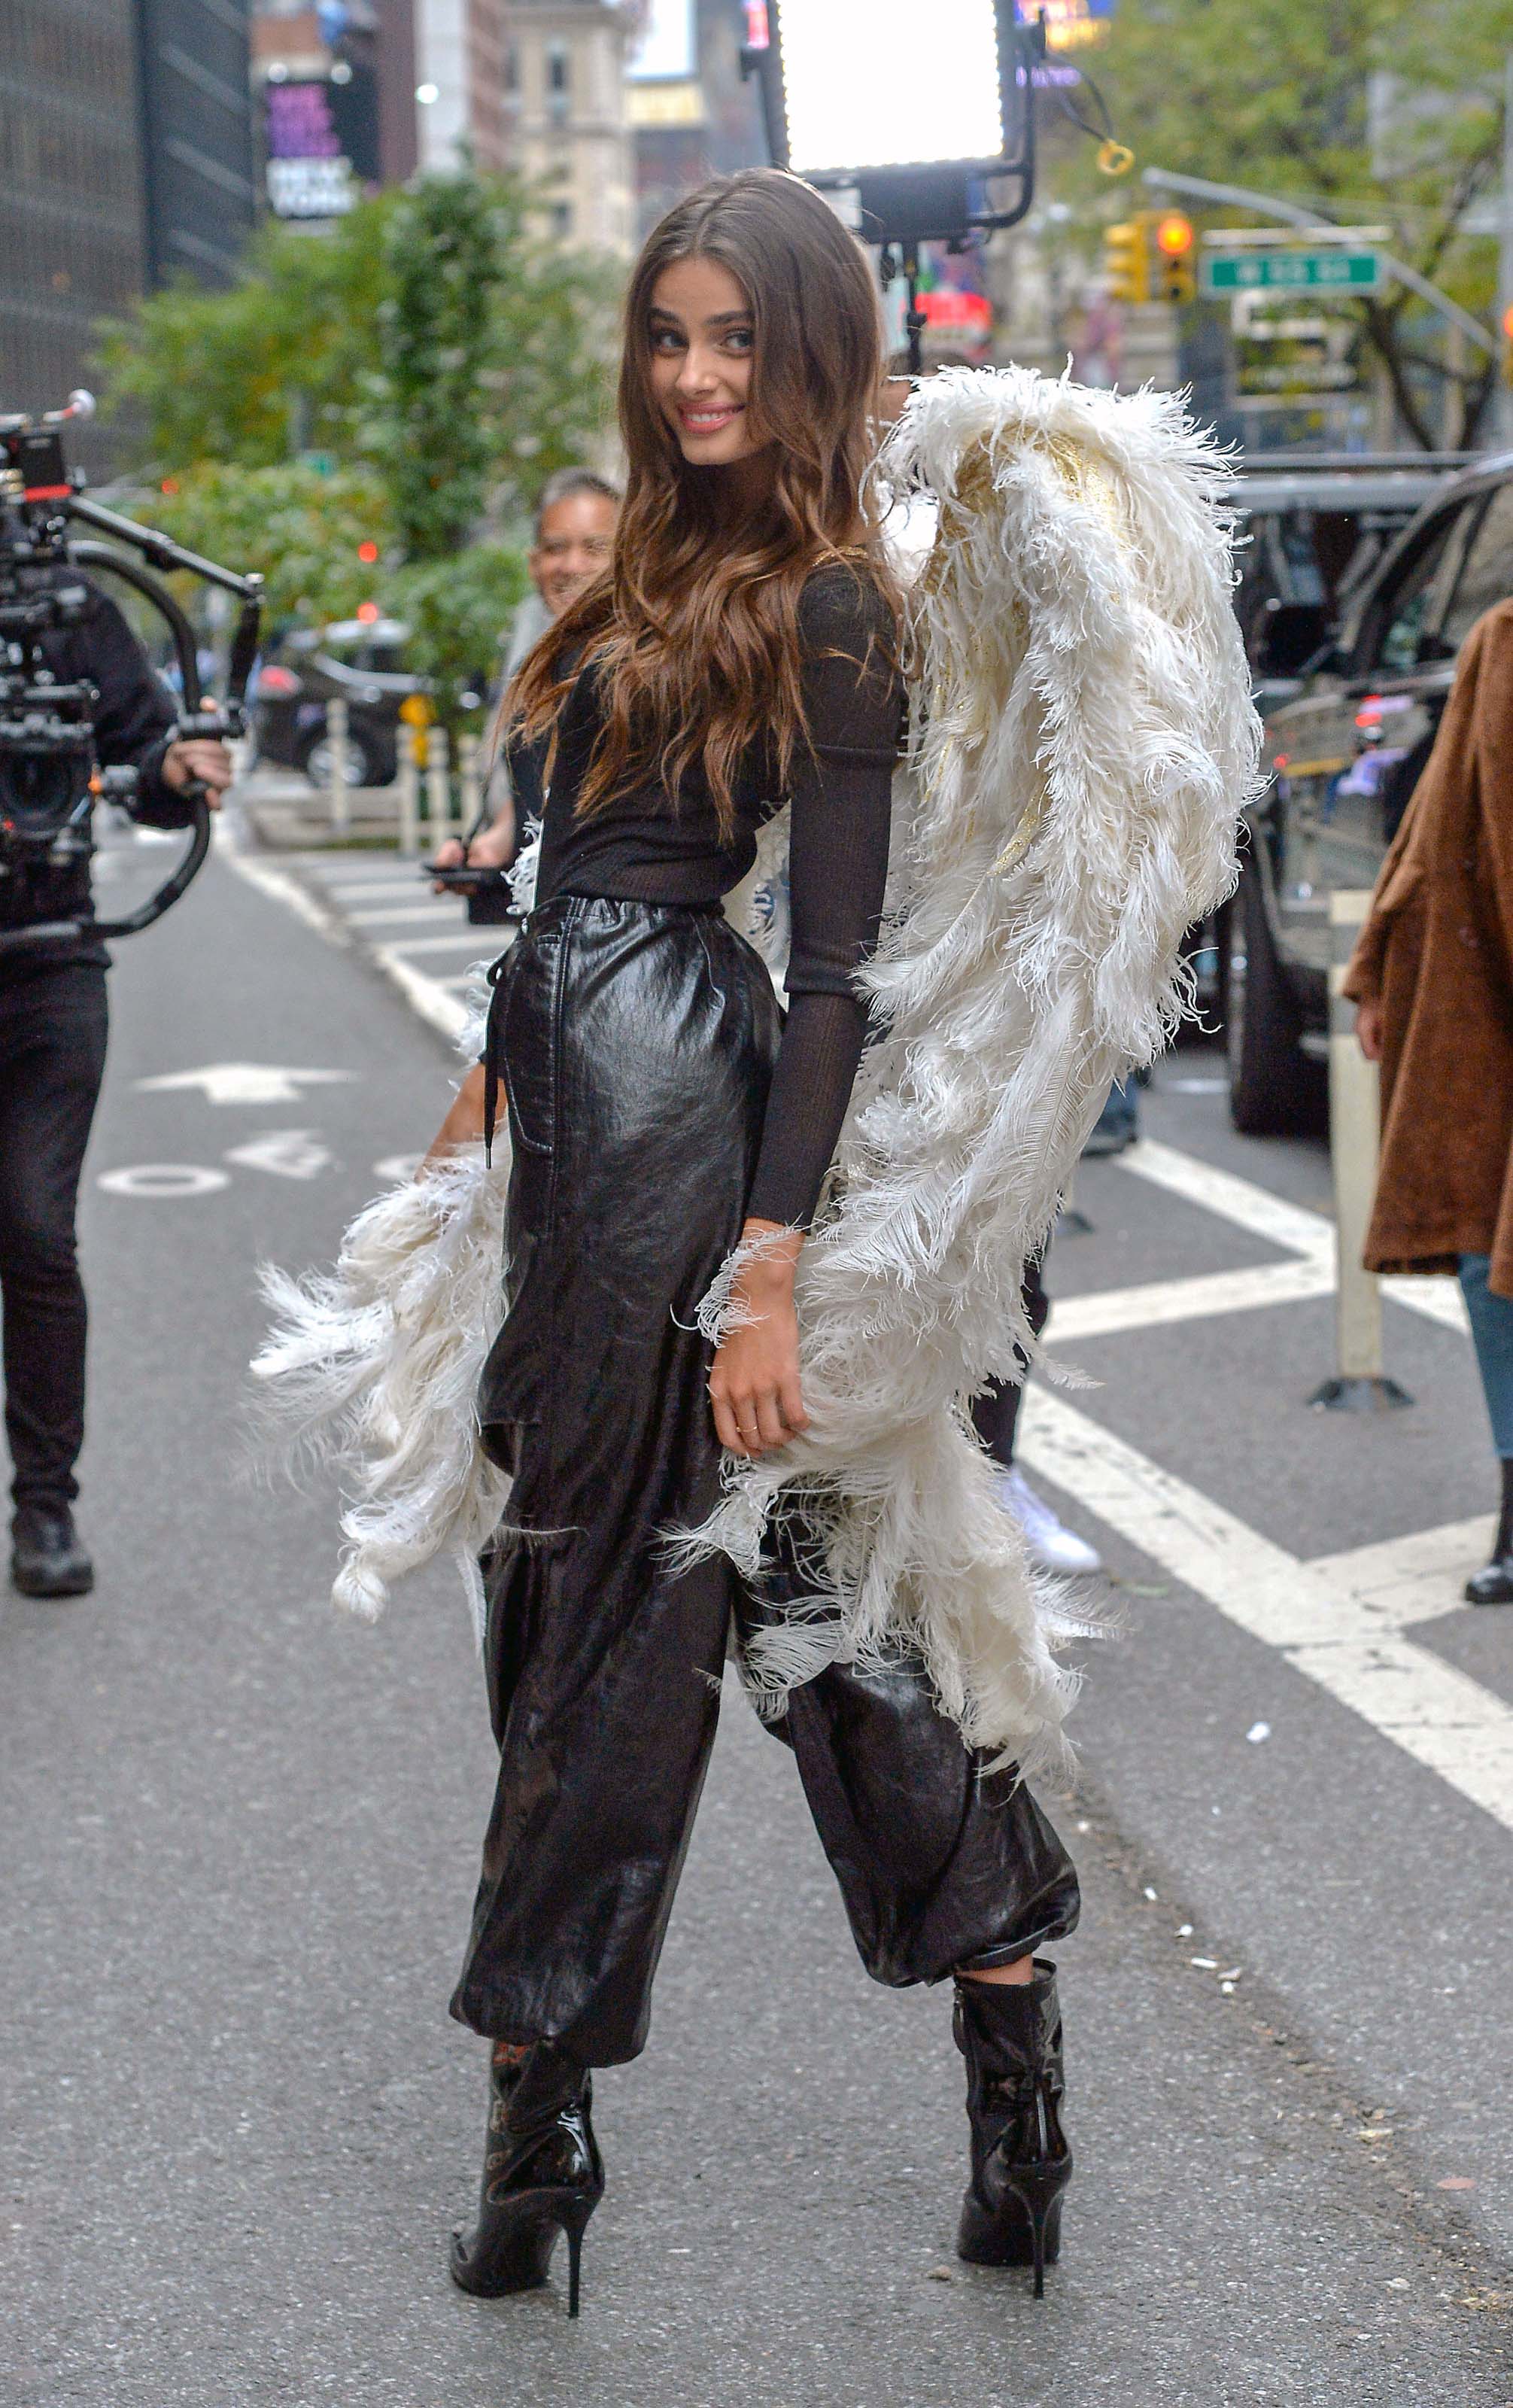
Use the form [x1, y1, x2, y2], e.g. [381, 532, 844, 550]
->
[1019, 1393, 1513, 1834]
[1114, 1139, 1469, 1335]
[1308, 1519, 1492, 1628]
[345, 905, 465, 926]
[369, 947, 470, 1041]
[1115, 1137, 1332, 1253]
[321, 880, 429, 903]
[381, 933, 497, 957]
[221, 844, 352, 947]
[1048, 1255, 1335, 1342]
[1379, 1273, 1470, 1331]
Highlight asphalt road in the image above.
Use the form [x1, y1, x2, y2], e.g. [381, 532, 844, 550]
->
[2, 832, 1510, 2407]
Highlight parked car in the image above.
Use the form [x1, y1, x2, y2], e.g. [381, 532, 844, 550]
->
[1176, 456, 1462, 1030]
[1225, 454, 1463, 705]
[1226, 450, 1513, 1133]
[251, 617, 432, 789]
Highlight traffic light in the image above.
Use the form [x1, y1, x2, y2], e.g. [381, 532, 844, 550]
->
[1153, 211, 1197, 306]
[1104, 216, 1152, 306]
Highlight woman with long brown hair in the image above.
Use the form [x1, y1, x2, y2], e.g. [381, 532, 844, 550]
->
[424, 169, 1080, 2316]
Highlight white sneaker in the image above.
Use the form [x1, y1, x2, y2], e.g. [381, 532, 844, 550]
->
[997, 1467, 1103, 1576]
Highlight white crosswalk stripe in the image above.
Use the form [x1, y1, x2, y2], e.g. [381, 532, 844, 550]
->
[1019, 1394, 1513, 1834]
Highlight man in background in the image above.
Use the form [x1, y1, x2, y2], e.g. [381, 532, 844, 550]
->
[436, 469, 620, 884]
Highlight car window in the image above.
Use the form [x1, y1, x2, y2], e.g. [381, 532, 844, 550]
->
[1441, 482, 1513, 649]
[1375, 512, 1461, 674]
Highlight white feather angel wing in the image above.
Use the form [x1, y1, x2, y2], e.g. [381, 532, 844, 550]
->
[249, 367, 1257, 1775]
[680, 368, 1260, 1774]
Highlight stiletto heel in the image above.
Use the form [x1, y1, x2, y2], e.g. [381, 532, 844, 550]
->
[562, 2197, 589, 2318]
[450, 2042, 603, 2313]
[952, 1963, 1072, 2298]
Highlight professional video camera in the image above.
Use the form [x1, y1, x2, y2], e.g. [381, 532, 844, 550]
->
[0, 391, 262, 954]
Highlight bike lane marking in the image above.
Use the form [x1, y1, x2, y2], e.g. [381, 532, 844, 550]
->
[1020, 1391, 1513, 1835]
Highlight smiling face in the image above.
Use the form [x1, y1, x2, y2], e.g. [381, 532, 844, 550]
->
[529, 491, 618, 619]
[647, 254, 764, 471]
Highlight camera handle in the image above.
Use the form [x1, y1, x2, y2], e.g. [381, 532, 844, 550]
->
[0, 500, 263, 955]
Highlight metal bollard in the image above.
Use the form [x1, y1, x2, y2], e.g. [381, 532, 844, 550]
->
[457, 731, 482, 837]
[425, 722, 451, 845]
[1308, 888, 1412, 1411]
[396, 723, 421, 856]
[325, 695, 350, 834]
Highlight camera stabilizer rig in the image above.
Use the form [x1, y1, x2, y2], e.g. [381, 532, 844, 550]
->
[0, 391, 263, 956]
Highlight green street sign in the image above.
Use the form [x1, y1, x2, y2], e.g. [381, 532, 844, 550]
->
[1202, 250, 1382, 295]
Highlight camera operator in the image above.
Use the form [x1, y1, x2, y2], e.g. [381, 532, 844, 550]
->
[1, 567, 232, 1599]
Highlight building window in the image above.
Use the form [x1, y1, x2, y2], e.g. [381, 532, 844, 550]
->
[546, 40, 570, 121]
[550, 200, 573, 239]
[503, 42, 518, 93]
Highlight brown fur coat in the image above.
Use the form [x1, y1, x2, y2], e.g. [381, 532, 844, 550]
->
[1342, 600, 1513, 1298]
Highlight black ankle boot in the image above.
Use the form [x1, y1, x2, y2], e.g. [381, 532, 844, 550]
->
[953, 1963, 1071, 2297]
[450, 2040, 603, 2314]
[1465, 1458, 1513, 1606]
[10, 1502, 93, 1599]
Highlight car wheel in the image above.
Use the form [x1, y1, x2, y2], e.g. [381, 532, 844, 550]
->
[1226, 856, 1326, 1136]
[298, 727, 383, 791]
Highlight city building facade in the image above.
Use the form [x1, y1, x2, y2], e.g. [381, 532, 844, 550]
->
[1, 0, 256, 473]
[483, 0, 633, 254]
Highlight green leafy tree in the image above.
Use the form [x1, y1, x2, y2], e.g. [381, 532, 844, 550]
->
[390, 545, 530, 728]
[1079, 0, 1511, 445]
[124, 461, 396, 632]
[94, 205, 396, 472]
[93, 166, 619, 522]
[372, 174, 503, 557]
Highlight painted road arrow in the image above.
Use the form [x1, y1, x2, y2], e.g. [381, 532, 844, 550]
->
[135, 1064, 360, 1106]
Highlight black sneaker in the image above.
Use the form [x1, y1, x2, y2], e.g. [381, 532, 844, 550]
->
[10, 1503, 94, 1598]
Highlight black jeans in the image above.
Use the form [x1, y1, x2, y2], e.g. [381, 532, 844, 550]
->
[969, 1254, 1050, 1471]
[0, 965, 109, 1514]
[451, 898, 1078, 2067]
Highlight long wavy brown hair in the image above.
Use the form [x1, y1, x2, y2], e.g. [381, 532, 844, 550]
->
[507, 169, 895, 832]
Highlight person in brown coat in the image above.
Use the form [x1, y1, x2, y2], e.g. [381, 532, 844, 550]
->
[1343, 598, 1513, 1603]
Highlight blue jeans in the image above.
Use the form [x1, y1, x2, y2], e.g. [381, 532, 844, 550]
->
[1458, 1254, 1513, 1458]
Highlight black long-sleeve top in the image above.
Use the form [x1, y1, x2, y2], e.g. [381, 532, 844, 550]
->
[519, 562, 904, 1228]
[0, 567, 187, 987]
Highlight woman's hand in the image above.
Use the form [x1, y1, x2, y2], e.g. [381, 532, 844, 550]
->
[1356, 998, 1384, 1062]
[419, 1061, 489, 1176]
[709, 1220, 809, 1457]
[433, 807, 515, 890]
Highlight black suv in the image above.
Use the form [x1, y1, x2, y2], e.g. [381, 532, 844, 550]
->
[250, 617, 430, 789]
[1226, 451, 1513, 1133]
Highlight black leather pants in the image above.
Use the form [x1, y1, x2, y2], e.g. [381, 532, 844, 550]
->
[450, 896, 1079, 2067]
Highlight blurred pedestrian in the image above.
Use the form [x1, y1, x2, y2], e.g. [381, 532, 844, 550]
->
[971, 1257, 1102, 1574]
[1344, 598, 1513, 1604]
[433, 469, 620, 890]
[1082, 1075, 1139, 1156]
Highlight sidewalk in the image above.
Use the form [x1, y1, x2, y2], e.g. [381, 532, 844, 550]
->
[229, 771, 503, 1046]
